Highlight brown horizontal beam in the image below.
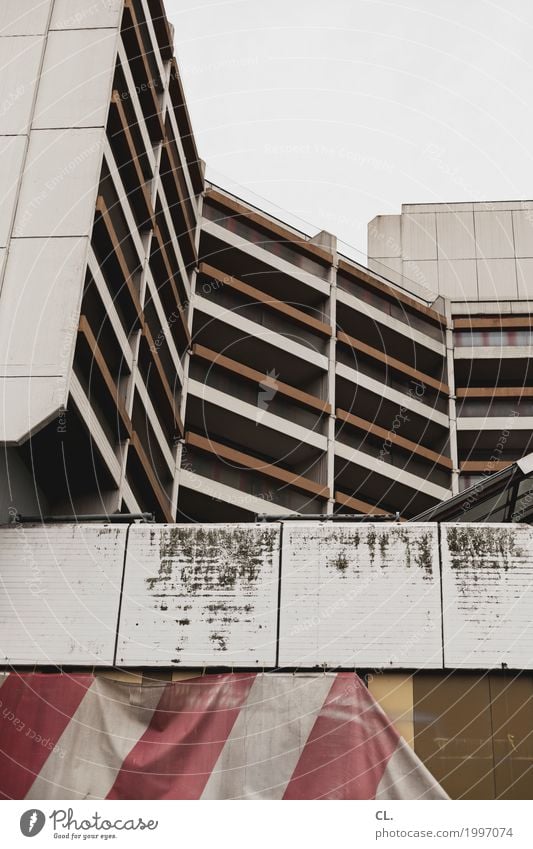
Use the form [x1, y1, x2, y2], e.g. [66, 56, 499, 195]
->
[161, 136, 197, 262]
[454, 316, 533, 329]
[205, 188, 334, 266]
[338, 258, 446, 329]
[141, 320, 184, 437]
[336, 408, 452, 470]
[129, 431, 174, 522]
[198, 262, 332, 338]
[456, 386, 533, 398]
[77, 316, 132, 439]
[185, 431, 330, 498]
[459, 460, 513, 473]
[169, 59, 204, 195]
[146, 0, 173, 60]
[151, 224, 191, 344]
[193, 344, 331, 415]
[109, 90, 155, 229]
[122, 0, 165, 142]
[94, 196, 143, 321]
[334, 490, 391, 516]
[337, 329, 449, 394]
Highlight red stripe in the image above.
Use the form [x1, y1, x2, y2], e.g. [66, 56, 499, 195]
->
[0, 673, 94, 799]
[283, 673, 399, 799]
[107, 673, 256, 800]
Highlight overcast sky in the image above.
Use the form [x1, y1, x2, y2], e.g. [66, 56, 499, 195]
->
[165, 0, 533, 260]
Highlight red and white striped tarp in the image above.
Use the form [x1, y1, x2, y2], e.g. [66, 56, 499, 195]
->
[0, 672, 446, 800]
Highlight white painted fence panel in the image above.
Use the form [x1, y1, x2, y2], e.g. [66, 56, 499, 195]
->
[278, 523, 442, 668]
[0, 524, 126, 664]
[2, 521, 532, 669]
[116, 524, 280, 666]
[442, 523, 533, 669]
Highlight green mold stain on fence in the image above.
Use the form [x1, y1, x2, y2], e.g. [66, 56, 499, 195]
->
[145, 526, 277, 593]
[447, 526, 524, 571]
[330, 551, 349, 574]
[322, 527, 435, 578]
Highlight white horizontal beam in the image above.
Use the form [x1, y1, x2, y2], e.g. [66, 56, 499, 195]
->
[336, 361, 449, 427]
[335, 440, 451, 501]
[187, 379, 327, 452]
[195, 295, 329, 370]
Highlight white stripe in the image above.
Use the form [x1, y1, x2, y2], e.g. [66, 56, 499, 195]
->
[201, 674, 332, 800]
[26, 677, 162, 800]
[376, 738, 448, 800]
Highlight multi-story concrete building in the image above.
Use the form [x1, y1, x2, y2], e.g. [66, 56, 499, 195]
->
[1, 0, 532, 526]
[2, 0, 533, 804]
[0, 0, 203, 523]
[369, 203, 533, 496]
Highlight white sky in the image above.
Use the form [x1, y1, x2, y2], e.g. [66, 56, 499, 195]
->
[166, 0, 533, 260]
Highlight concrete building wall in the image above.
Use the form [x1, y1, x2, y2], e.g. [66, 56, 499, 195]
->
[0, 0, 205, 521]
[368, 201, 533, 301]
[0, 1, 532, 524]
[0, 4, 120, 446]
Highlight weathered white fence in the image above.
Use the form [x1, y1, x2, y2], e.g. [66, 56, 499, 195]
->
[0, 521, 531, 669]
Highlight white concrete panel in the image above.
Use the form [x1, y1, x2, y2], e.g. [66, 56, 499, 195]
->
[474, 210, 515, 258]
[403, 203, 474, 213]
[451, 300, 513, 314]
[117, 524, 280, 666]
[337, 285, 444, 353]
[187, 379, 327, 452]
[0, 236, 86, 444]
[0, 36, 44, 134]
[437, 259, 478, 299]
[278, 523, 442, 668]
[476, 258, 517, 299]
[33, 29, 118, 129]
[69, 372, 122, 485]
[202, 219, 329, 297]
[512, 211, 533, 258]
[367, 215, 401, 258]
[194, 295, 328, 370]
[335, 441, 451, 501]
[517, 258, 533, 299]
[13, 128, 104, 237]
[0, 0, 52, 35]
[335, 361, 449, 427]
[511, 299, 533, 313]
[0, 525, 126, 664]
[442, 524, 533, 669]
[401, 213, 437, 261]
[403, 260, 439, 299]
[0, 136, 26, 247]
[457, 416, 533, 430]
[179, 469, 291, 516]
[455, 345, 531, 360]
[0, 375, 66, 444]
[435, 212, 475, 259]
[475, 201, 529, 212]
[51, 0, 123, 30]
[0, 237, 87, 371]
[368, 257, 403, 287]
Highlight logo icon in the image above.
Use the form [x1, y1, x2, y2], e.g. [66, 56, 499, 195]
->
[20, 810, 46, 837]
[257, 369, 279, 423]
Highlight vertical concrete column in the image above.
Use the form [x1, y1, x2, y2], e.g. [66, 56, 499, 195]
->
[444, 298, 459, 495]
[172, 175, 205, 516]
[117, 99, 163, 510]
[318, 235, 338, 515]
